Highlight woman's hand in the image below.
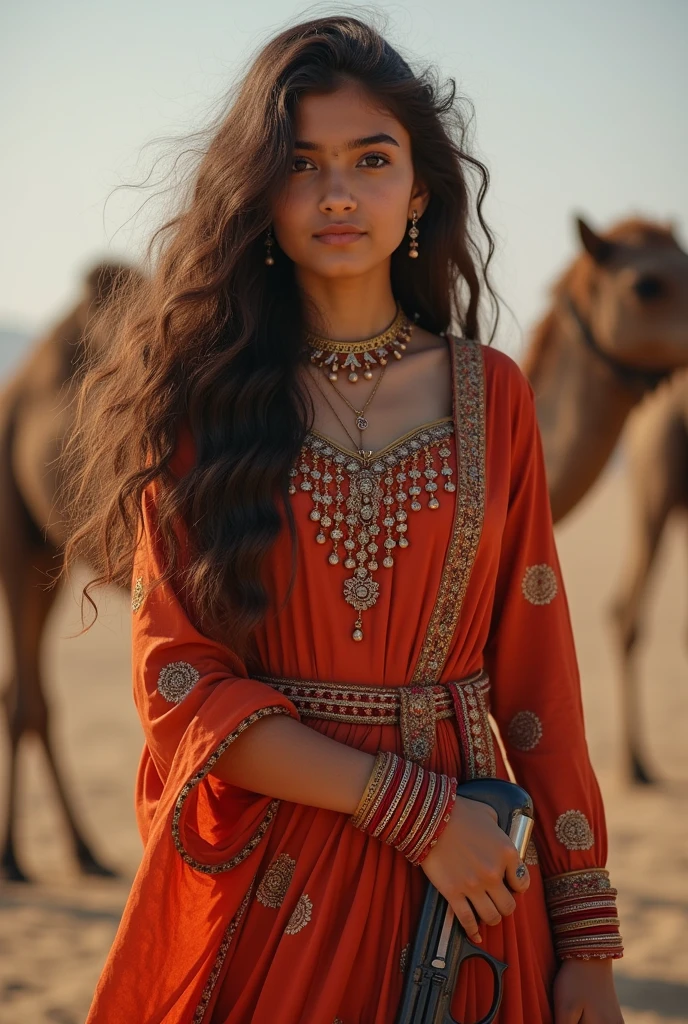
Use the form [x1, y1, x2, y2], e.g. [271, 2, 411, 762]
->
[420, 795, 530, 942]
[553, 958, 624, 1023]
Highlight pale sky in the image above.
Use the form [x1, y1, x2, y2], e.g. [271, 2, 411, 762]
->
[2, 0, 686, 358]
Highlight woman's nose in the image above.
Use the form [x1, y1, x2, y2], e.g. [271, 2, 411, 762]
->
[319, 185, 357, 215]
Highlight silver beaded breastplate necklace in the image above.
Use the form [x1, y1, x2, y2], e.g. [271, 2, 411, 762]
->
[288, 418, 456, 642]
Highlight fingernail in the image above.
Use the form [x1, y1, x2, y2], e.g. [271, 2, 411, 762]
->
[472, 933, 482, 943]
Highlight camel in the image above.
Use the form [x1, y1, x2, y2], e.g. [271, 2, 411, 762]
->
[0, 261, 142, 881]
[523, 216, 688, 784]
[607, 373, 688, 784]
[523, 216, 688, 523]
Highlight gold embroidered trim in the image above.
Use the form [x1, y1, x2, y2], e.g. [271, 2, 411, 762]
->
[256, 853, 296, 908]
[544, 868, 612, 902]
[554, 810, 595, 851]
[172, 706, 291, 874]
[412, 339, 486, 683]
[524, 838, 539, 865]
[258, 672, 486, 765]
[131, 575, 144, 613]
[522, 564, 558, 606]
[507, 710, 543, 752]
[255, 674, 455, 724]
[157, 661, 200, 704]
[451, 674, 496, 778]
[192, 881, 253, 1023]
[284, 893, 313, 935]
[399, 687, 437, 763]
[400, 943, 410, 973]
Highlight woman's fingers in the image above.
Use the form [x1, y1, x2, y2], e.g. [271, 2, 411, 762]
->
[505, 850, 530, 893]
[467, 890, 503, 929]
[487, 883, 517, 918]
[450, 895, 481, 942]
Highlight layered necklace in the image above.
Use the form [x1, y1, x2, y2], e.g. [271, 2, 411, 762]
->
[291, 308, 456, 642]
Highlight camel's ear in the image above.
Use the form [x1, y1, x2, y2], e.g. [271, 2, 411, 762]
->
[575, 215, 615, 264]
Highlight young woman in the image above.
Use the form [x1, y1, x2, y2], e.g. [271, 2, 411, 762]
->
[65, 16, 624, 1024]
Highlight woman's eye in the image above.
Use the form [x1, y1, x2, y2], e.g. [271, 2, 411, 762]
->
[291, 156, 315, 173]
[358, 153, 389, 169]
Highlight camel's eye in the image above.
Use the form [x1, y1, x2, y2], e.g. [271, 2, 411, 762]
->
[633, 274, 665, 301]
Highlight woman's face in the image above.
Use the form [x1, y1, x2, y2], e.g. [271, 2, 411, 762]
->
[271, 80, 427, 280]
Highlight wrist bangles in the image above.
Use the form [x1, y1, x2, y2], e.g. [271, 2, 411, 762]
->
[351, 750, 457, 866]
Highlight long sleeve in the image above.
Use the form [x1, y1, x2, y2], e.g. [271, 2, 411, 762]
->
[484, 363, 623, 961]
[131, 451, 300, 874]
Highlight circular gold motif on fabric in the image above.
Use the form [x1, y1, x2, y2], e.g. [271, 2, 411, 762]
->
[157, 661, 200, 704]
[507, 710, 543, 752]
[521, 564, 558, 606]
[554, 810, 595, 851]
[524, 838, 539, 865]
[284, 893, 313, 935]
[256, 853, 296, 909]
[131, 576, 145, 613]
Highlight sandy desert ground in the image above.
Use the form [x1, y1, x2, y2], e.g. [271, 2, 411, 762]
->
[1, 461, 687, 1023]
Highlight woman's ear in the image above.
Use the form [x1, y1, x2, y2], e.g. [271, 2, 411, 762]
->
[408, 182, 430, 220]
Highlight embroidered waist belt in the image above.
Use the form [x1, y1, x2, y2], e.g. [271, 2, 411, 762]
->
[254, 670, 496, 777]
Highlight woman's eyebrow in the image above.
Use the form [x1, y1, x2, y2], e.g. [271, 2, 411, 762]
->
[293, 133, 400, 151]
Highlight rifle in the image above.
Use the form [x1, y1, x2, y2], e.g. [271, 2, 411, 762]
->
[396, 779, 534, 1024]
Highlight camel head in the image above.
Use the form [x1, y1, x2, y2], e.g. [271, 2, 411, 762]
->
[567, 216, 688, 377]
[523, 216, 688, 523]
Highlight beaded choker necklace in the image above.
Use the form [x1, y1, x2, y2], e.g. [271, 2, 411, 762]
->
[305, 305, 413, 383]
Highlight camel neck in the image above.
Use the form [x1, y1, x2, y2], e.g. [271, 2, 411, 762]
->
[529, 307, 639, 522]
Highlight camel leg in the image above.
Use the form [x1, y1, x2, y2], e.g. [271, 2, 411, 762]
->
[609, 401, 686, 785]
[1, 543, 116, 880]
[609, 517, 664, 785]
[0, 546, 52, 880]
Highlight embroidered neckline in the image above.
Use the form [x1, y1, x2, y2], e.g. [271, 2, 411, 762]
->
[289, 419, 456, 642]
[304, 416, 454, 467]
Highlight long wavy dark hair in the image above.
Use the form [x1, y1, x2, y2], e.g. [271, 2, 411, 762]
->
[60, 14, 500, 662]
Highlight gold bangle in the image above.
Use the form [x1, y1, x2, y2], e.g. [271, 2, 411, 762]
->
[548, 899, 618, 917]
[373, 760, 413, 838]
[553, 917, 621, 934]
[408, 774, 449, 863]
[398, 772, 436, 854]
[351, 751, 388, 829]
[387, 765, 424, 845]
[360, 753, 399, 832]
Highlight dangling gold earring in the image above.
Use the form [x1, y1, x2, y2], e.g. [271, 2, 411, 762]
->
[264, 226, 275, 266]
[408, 210, 419, 259]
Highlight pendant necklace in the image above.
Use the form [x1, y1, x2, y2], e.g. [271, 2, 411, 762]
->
[310, 360, 389, 458]
[295, 313, 454, 643]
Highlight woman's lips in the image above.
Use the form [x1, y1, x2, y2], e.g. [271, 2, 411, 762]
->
[314, 230, 366, 245]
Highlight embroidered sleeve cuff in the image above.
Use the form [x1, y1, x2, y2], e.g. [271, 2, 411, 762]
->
[544, 868, 624, 960]
[172, 705, 292, 874]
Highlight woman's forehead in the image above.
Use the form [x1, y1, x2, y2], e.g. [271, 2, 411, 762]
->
[292, 84, 410, 152]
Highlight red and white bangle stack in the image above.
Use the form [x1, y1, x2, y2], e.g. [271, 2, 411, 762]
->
[544, 868, 624, 960]
[351, 750, 457, 866]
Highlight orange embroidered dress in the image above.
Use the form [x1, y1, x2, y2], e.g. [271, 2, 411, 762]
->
[87, 339, 622, 1024]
